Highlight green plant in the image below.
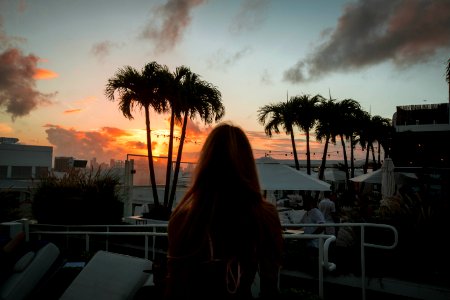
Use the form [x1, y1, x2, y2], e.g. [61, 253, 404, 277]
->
[32, 167, 124, 225]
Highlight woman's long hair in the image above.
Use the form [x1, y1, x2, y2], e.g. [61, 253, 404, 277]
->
[169, 122, 278, 260]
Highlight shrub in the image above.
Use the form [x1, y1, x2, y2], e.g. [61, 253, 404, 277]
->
[32, 167, 124, 225]
[0, 189, 22, 222]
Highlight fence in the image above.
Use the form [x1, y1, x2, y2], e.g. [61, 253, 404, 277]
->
[20, 219, 398, 300]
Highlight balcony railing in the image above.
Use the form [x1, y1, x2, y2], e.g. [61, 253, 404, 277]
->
[20, 220, 399, 300]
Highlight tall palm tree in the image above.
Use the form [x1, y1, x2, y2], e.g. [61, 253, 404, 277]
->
[315, 97, 340, 180]
[162, 67, 188, 208]
[348, 105, 368, 177]
[355, 110, 372, 173]
[258, 98, 301, 170]
[291, 94, 323, 175]
[105, 62, 169, 208]
[371, 115, 392, 162]
[335, 99, 362, 182]
[167, 68, 224, 210]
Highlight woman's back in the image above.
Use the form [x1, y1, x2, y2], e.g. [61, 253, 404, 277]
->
[166, 200, 282, 299]
[164, 123, 283, 299]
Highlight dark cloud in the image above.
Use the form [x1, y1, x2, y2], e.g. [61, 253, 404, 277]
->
[284, 0, 450, 83]
[229, 0, 270, 33]
[91, 40, 121, 61]
[207, 47, 253, 70]
[140, 0, 206, 53]
[0, 19, 54, 120]
[260, 69, 273, 85]
[0, 48, 54, 120]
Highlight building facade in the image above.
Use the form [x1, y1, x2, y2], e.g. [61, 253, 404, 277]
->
[391, 103, 450, 168]
[0, 139, 53, 180]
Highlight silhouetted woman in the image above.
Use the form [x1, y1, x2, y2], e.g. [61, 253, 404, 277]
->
[165, 122, 283, 299]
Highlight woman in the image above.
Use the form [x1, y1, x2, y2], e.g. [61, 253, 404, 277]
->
[165, 122, 284, 299]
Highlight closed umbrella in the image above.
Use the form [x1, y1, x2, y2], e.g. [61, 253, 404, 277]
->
[381, 158, 396, 199]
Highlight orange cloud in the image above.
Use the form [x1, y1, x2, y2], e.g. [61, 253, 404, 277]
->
[34, 68, 58, 79]
[101, 127, 132, 138]
[0, 123, 13, 134]
[63, 109, 82, 114]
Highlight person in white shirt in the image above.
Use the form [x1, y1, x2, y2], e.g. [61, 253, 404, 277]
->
[318, 191, 337, 236]
[300, 194, 325, 274]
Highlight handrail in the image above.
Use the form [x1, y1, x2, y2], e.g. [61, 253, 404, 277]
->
[23, 220, 398, 300]
[282, 222, 398, 300]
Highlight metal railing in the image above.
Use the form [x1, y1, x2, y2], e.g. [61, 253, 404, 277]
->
[282, 222, 398, 300]
[19, 220, 397, 300]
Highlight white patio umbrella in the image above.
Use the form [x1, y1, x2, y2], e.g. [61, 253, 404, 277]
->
[255, 157, 331, 191]
[323, 169, 347, 182]
[381, 158, 396, 199]
[350, 169, 382, 184]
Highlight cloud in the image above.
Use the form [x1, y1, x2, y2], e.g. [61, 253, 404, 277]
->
[63, 109, 82, 114]
[91, 40, 121, 61]
[140, 0, 206, 53]
[34, 68, 58, 79]
[0, 20, 56, 120]
[44, 125, 136, 163]
[229, 0, 270, 33]
[207, 46, 253, 70]
[0, 48, 55, 120]
[284, 0, 450, 83]
[260, 69, 272, 85]
[0, 122, 13, 134]
[101, 126, 133, 138]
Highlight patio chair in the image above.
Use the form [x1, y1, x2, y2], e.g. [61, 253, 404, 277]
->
[59, 250, 153, 300]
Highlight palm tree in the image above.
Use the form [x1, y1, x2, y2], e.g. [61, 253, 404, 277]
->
[348, 105, 368, 177]
[167, 67, 224, 210]
[355, 110, 372, 173]
[258, 99, 301, 170]
[162, 67, 188, 208]
[315, 97, 340, 180]
[291, 94, 323, 175]
[105, 62, 169, 208]
[335, 99, 362, 182]
[371, 115, 392, 162]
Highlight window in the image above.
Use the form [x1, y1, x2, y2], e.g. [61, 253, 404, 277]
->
[11, 166, 32, 179]
[0, 166, 7, 179]
[35, 166, 50, 178]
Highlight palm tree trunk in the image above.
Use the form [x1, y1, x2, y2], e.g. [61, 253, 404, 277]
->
[377, 141, 381, 165]
[164, 110, 175, 207]
[340, 134, 350, 181]
[306, 131, 311, 175]
[350, 136, 355, 178]
[318, 135, 330, 180]
[168, 113, 188, 210]
[364, 142, 370, 174]
[145, 107, 159, 206]
[290, 129, 300, 170]
[371, 144, 377, 170]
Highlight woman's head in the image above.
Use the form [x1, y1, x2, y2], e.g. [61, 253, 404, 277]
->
[193, 122, 260, 194]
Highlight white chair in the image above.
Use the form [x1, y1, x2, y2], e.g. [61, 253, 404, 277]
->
[0, 242, 60, 300]
[60, 251, 153, 300]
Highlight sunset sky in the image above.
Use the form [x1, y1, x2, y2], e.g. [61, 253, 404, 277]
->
[0, 0, 449, 165]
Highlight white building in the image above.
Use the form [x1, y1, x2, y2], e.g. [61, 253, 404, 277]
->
[0, 138, 52, 180]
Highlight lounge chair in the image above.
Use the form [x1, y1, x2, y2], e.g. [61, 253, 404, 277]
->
[0, 242, 60, 300]
[59, 250, 153, 300]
